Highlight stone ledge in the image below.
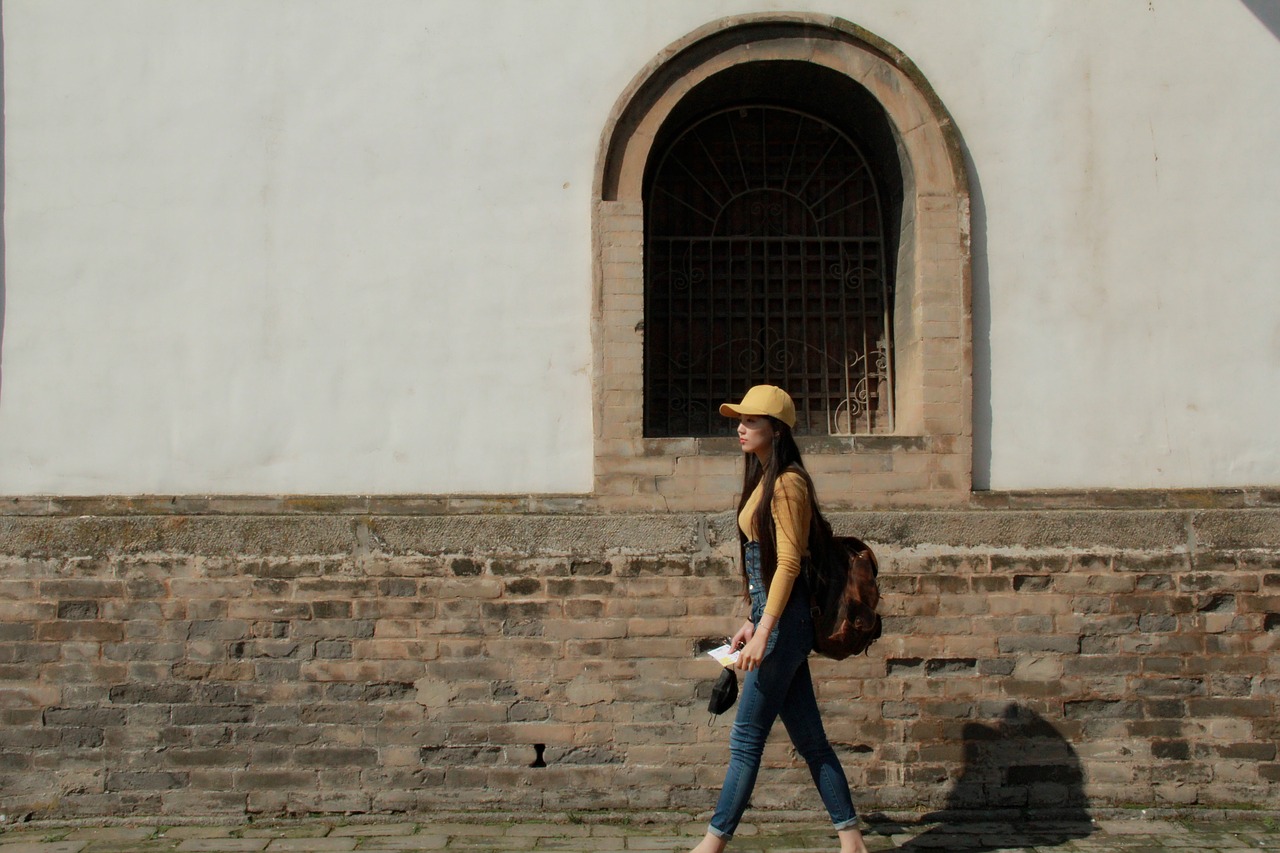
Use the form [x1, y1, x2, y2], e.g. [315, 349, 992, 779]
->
[6, 488, 1277, 519]
[0, 494, 596, 518]
[3, 507, 1279, 557]
[0, 513, 709, 559]
[972, 488, 1280, 510]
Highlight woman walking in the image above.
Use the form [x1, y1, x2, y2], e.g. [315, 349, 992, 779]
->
[690, 385, 869, 853]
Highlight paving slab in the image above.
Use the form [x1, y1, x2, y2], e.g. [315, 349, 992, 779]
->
[65, 832, 154, 844]
[1093, 820, 1186, 836]
[155, 831, 236, 841]
[505, 824, 591, 838]
[436, 838, 533, 851]
[329, 826, 415, 838]
[265, 840, 355, 852]
[622, 836, 687, 850]
[2, 815, 1278, 852]
[240, 828, 332, 839]
[351, 836, 447, 850]
[412, 827, 503, 838]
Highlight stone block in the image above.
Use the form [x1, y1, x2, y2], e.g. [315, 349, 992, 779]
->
[106, 770, 188, 791]
[268, 840, 357, 852]
[37, 621, 124, 643]
[170, 706, 253, 726]
[314, 640, 353, 659]
[175, 841, 269, 852]
[0, 843, 90, 853]
[56, 600, 99, 620]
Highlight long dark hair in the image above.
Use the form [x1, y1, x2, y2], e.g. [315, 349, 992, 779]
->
[737, 417, 837, 601]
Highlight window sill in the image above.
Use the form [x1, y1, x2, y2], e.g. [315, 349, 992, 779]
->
[639, 435, 934, 456]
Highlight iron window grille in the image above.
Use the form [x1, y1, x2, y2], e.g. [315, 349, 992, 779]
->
[644, 105, 893, 437]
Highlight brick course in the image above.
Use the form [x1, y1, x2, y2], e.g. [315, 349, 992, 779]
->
[0, 504, 1277, 818]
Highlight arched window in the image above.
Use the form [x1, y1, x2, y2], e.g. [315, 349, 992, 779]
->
[644, 104, 892, 437]
[593, 16, 972, 510]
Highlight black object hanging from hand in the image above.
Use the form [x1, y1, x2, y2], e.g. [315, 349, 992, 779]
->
[708, 666, 738, 715]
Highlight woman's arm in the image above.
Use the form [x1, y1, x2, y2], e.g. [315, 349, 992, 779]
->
[761, 471, 811, 618]
[737, 473, 810, 670]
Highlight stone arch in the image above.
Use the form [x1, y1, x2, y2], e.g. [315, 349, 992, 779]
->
[592, 14, 972, 510]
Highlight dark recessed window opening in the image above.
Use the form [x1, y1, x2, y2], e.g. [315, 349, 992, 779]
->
[643, 64, 901, 438]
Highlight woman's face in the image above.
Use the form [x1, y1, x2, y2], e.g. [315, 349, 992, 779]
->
[737, 415, 775, 458]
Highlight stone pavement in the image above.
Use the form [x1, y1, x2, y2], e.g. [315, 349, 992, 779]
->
[0, 815, 1277, 853]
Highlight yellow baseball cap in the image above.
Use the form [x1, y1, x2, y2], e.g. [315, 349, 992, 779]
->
[719, 385, 797, 428]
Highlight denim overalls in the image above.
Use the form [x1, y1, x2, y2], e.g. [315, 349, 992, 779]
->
[708, 542, 859, 840]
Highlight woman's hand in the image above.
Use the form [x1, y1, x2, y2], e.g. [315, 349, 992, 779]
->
[736, 631, 769, 671]
[735, 613, 776, 672]
[730, 621, 754, 652]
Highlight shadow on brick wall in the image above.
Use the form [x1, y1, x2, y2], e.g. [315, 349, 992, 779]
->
[889, 703, 1094, 851]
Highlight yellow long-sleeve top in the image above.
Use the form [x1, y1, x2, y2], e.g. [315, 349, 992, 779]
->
[738, 469, 812, 618]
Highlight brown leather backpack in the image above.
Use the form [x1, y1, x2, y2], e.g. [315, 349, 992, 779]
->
[805, 535, 883, 660]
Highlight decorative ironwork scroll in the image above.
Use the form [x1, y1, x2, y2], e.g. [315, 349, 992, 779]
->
[645, 106, 894, 436]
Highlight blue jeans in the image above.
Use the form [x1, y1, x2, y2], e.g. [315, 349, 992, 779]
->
[709, 542, 859, 840]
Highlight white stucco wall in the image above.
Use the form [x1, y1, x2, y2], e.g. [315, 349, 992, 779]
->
[2, 0, 1278, 495]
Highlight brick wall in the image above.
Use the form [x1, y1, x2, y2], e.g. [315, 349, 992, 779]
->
[1, 502, 1277, 819]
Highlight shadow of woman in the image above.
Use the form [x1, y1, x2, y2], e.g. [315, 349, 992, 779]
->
[886, 704, 1095, 851]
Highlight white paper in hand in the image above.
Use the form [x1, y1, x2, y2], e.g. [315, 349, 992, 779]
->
[706, 643, 741, 668]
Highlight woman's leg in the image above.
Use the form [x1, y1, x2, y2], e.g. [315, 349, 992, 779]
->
[778, 660, 865, 850]
[688, 832, 727, 853]
[700, 648, 807, 845]
[837, 827, 871, 853]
